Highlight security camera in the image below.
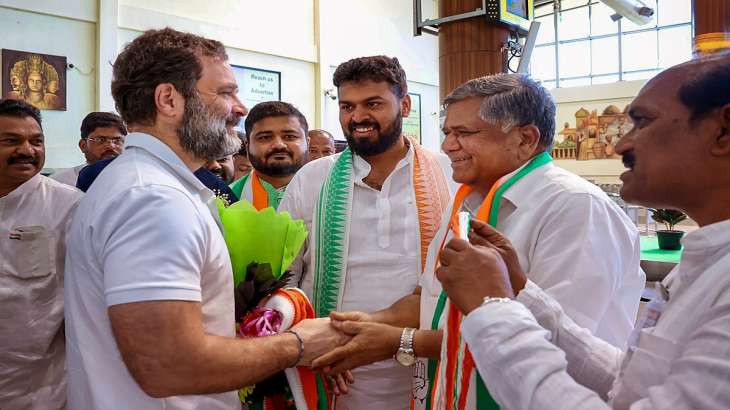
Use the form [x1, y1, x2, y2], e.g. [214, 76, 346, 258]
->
[601, 0, 654, 25]
[324, 88, 337, 101]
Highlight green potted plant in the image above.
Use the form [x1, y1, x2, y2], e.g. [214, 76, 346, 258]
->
[650, 208, 687, 250]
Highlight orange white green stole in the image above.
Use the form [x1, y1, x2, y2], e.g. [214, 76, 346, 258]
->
[311, 137, 451, 406]
[311, 137, 451, 318]
[246, 170, 274, 210]
[428, 152, 552, 410]
[259, 288, 324, 410]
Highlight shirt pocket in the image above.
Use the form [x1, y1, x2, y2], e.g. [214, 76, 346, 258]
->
[1, 225, 57, 279]
[614, 330, 679, 408]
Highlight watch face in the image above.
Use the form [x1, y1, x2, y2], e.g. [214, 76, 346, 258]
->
[396, 350, 416, 366]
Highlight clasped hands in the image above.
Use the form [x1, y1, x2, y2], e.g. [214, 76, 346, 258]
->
[300, 220, 527, 394]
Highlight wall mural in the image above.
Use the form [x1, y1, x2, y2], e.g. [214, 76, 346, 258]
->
[2, 49, 67, 111]
[552, 105, 632, 160]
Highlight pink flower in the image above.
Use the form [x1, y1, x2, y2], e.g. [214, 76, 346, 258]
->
[239, 307, 283, 337]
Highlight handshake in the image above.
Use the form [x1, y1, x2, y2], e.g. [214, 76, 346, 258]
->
[288, 310, 402, 395]
[289, 219, 527, 395]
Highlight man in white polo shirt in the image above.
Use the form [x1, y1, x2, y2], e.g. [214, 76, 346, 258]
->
[64, 28, 346, 410]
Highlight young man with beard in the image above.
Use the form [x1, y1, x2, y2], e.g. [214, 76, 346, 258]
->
[51, 111, 127, 186]
[229, 101, 308, 210]
[0, 99, 82, 409]
[279, 56, 454, 410]
[434, 52, 730, 410]
[311, 74, 643, 410]
[63, 28, 346, 410]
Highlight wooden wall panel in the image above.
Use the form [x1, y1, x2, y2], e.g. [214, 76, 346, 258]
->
[693, 0, 730, 36]
[438, 0, 510, 100]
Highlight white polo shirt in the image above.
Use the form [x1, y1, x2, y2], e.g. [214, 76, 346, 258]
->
[64, 133, 238, 409]
[0, 174, 82, 409]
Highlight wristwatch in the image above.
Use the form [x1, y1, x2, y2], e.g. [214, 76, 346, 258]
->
[395, 327, 417, 367]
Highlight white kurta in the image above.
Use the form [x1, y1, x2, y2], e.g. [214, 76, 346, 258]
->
[279, 148, 454, 410]
[417, 162, 644, 408]
[0, 174, 82, 409]
[461, 218, 730, 409]
[50, 163, 85, 187]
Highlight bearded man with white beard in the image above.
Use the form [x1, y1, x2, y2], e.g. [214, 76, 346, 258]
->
[63, 28, 347, 410]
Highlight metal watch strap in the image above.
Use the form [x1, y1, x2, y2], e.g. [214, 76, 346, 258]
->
[481, 296, 512, 307]
[400, 327, 416, 352]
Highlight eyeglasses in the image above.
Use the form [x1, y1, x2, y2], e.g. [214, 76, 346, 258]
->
[443, 125, 524, 140]
[442, 128, 492, 139]
[87, 136, 125, 146]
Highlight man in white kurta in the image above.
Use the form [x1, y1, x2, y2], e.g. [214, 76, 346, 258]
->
[436, 52, 730, 410]
[419, 162, 644, 348]
[0, 99, 83, 409]
[309, 74, 643, 410]
[281, 141, 453, 409]
[279, 55, 454, 410]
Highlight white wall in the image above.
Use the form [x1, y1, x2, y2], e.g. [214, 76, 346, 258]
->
[317, 0, 442, 151]
[118, 0, 316, 62]
[550, 80, 647, 183]
[0, 4, 97, 168]
[6, 0, 443, 167]
[116, 1, 318, 136]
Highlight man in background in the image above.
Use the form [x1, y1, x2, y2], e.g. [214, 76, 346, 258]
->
[51, 112, 127, 186]
[229, 101, 308, 209]
[0, 99, 82, 409]
[232, 131, 252, 180]
[307, 128, 336, 161]
[205, 153, 236, 184]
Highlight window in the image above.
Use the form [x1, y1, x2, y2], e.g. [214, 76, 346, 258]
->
[529, 0, 693, 88]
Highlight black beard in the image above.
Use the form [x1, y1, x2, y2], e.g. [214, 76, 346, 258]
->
[177, 93, 241, 161]
[344, 112, 402, 157]
[248, 150, 306, 177]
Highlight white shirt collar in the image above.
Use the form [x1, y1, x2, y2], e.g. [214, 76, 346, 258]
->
[0, 172, 42, 202]
[501, 161, 554, 208]
[352, 140, 414, 183]
[463, 158, 554, 211]
[124, 132, 209, 197]
[677, 218, 730, 284]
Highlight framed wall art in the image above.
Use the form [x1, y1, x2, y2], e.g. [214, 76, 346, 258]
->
[2, 49, 67, 111]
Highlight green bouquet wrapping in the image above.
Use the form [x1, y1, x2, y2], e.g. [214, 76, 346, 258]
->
[215, 198, 309, 408]
[216, 198, 308, 287]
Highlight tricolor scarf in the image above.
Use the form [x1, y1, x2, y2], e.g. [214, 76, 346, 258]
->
[250, 288, 328, 410]
[310, 137, 451, 318]
[428, 152, 553, 410]
[310, 138, 450, 403]
[234, 170, 286, 210]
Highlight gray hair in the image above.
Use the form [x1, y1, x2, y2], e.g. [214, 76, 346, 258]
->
[443, 73, 556, 151]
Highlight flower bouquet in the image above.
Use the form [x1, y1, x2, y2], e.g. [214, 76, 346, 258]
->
[216, 199, 324, 409]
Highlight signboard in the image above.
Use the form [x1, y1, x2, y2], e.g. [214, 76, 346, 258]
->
[231, 65, 281, 111]
[402, 92, 422, 143]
